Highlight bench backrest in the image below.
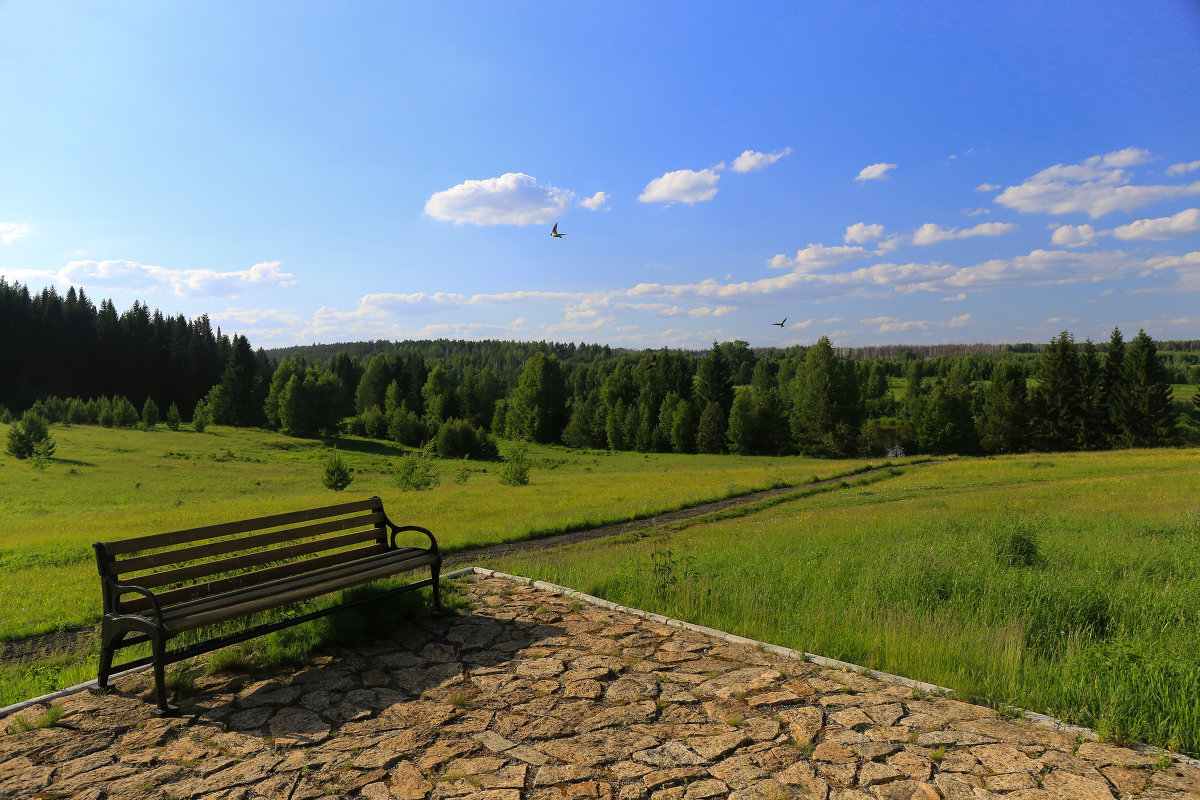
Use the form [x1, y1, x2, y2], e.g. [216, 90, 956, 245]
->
[94, 496, 399, 615]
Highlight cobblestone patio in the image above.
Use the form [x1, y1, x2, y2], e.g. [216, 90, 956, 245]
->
[2, 572, 1197, 800]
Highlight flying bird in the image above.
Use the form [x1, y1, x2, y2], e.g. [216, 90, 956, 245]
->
[550, 223, 565, 238]
[772, 317, 787, 328]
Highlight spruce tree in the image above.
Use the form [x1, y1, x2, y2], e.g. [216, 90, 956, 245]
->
[1117, 329, 1177, 447]
[1077, 340, 1107, 450]
[1030, 331, 1082, 451]
[695, 400, 727, 454]
[977, 360, 1028, 454]
[1101, 327, 1126, 445]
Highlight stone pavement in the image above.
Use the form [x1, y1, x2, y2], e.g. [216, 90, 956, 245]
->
[2, 572, 1197, 800]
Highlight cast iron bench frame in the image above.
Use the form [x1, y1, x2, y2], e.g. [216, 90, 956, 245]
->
[93, 495, 441, 714]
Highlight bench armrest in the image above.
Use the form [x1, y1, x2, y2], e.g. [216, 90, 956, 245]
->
[387, 524, 439, 553]
[107, 581, 166, 627]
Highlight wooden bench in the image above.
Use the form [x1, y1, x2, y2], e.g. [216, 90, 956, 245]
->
[93, 496, 441, 715]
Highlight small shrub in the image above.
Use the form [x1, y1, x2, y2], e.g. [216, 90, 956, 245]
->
[6, 411, 54, 461]
[322, 449, 354, 491]
[112, 396, 139, 428]
[29, 438, 56, 471]
[165, 403, 182, 431]
[395, 451, 440, 491]
[455, 461, 472, 484]
[141, 397, 160, 428]
[499, 441, 531, 486]
[192, 400, 211, 432]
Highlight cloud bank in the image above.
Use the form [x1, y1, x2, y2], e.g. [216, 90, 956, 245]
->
[425, 173, 574, 225]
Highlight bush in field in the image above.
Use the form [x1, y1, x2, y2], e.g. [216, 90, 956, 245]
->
[112, 396, 139, 428]
[434, 418, 499, 459]
[321, 449, 354, 491]
[6, 411, 55, 461]
[395, 451, 440, 491]
[0, 405, 10, 424]
[192, 400, 211, 432]
[387, 407, 427, 447]
[67, 398, 92, 425]
[498, 441, 531, 486]
[165, 403, 182, 431]
[142, 397, 160, 428]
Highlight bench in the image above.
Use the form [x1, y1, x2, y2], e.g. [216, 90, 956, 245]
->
[93, 496, 441, 715]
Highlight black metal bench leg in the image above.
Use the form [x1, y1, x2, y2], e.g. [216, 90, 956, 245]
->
[97, 622, 121, 690]
[150, 634, 178, 717]
[432, 563, 443, 616]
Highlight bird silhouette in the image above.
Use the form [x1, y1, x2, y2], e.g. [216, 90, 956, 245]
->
[551, 223, 565, 238]
[772, 317, 787, 328]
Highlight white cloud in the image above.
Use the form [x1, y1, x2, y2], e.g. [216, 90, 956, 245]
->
[730, 147, 792, 173]
[975, 183, 1002, 192]
[638, 168, 721, 204]
[768, 243, 874, 272]
[0, 268, 56, 284]
[52, 258, 296, 298]
[424, 172, 574, 225]
[963, 208, 991, 216]
[862, 313, 971, 333]
[1, 222, 31, 244]
[578, 191, 610, 211]
[1111, 208, 1200, 241]
[855, 162, 897, 181]
[844, 222, 885, 244]
[995, 148, 1200, 218]
[911, 221, 1017, 245]
[941, 293, 967, 302]
[1167, 161, 1200, 177]
[1049, 223, 1099, 247]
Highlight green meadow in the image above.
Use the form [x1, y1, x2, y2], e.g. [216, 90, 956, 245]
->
[0, 422, 876, 642]
[492, 448, 1200, 756]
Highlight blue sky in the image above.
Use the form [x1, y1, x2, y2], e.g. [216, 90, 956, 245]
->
[2, 2, 1199, 350]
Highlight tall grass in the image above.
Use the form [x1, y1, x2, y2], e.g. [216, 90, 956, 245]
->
[493, 449, 1200, 756]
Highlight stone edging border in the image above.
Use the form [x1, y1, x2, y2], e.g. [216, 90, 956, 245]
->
[2, 565, 1196, 771]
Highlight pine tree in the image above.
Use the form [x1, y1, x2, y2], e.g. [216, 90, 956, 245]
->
[789, 336, 861, 457]
[141, 397, 160, 428]
[977, 360, 1028, 454]
[1030, 331, 1082, 451]
[1116, 329, 1177, 447]
[695, 400, 727, 454]
[1101, 327, 1126, 445]
[165, 403, 182, 431]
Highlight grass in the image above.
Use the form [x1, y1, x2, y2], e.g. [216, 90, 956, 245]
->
[493, 448, 1200, 757]
[0, 422, 881, 641]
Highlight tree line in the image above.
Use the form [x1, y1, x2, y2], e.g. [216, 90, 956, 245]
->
[2, 280, 1196, 459]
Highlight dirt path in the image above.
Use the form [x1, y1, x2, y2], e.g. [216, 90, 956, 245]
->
[0, 462, 920, 666]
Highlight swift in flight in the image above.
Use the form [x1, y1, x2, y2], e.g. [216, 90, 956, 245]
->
[772, 317, 787, 328]
[551, 223, 565, 238]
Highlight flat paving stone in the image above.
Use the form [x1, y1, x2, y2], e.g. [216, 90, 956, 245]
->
[1, 572, 1197, 800]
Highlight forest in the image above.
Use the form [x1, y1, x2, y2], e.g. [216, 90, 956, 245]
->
[3, 279, 1198, 460]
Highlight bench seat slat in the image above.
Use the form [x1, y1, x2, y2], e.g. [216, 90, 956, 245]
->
[121, 541, 394, 613]
[161, 549, 440, 634]
[98, 497, 381, 556]
[111, 512, 385, 575]
[125, 525, 390, 593]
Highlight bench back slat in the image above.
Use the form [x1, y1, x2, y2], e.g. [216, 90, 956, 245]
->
[121, 542, 398, 614]
[127, 525, 389, 592]
[98, 497, 381, 557]
[108, 511, 386, 576]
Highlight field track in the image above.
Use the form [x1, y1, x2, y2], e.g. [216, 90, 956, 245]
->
[0, 461, 922, 667]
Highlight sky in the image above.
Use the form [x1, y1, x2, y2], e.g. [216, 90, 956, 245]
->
[2, 2, 1200, 351]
